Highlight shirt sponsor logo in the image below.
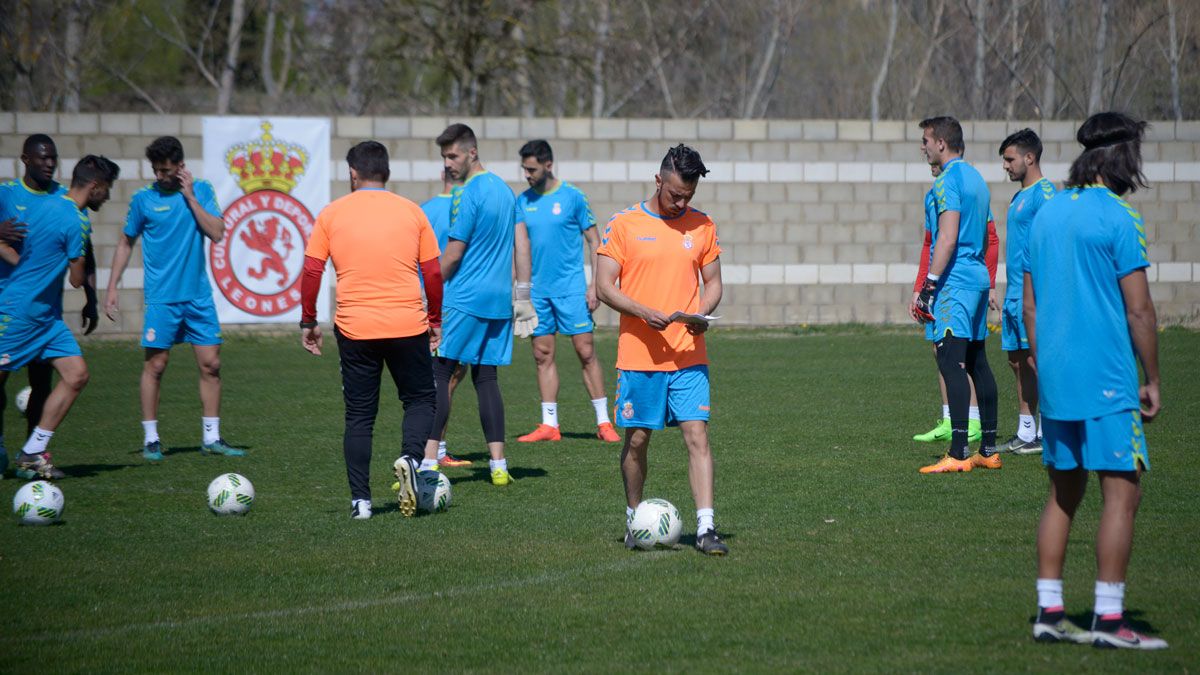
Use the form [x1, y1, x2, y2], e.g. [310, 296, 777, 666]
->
[636, 236, 656, 241]
[152, 205, 172, 212]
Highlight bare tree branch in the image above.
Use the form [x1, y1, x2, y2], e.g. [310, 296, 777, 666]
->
[869, 0, 898, 123]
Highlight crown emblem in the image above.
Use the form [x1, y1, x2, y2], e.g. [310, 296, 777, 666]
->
[226, 121, 308, 194]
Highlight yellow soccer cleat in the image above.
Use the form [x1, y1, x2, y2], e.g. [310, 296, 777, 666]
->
[392, 456, 418, 517]
[919, 454, 974, 474]
[491, 468, 514, 486]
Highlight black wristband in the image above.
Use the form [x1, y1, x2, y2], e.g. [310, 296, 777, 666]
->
[299, 321, 318, 329]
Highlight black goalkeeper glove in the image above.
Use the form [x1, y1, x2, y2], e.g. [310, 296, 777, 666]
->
[914, 277, 938, 324]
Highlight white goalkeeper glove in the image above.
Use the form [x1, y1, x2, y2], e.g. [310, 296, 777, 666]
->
[513, 281, 538, 338]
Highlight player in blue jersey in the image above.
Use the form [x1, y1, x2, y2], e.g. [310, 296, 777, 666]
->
[419, 168, 469, 468]
[1, 156, 118, 480]
[512, 140, 619, 445]
[1024, 113, 1166, 650]
[104, 136, 243, 462]
[997, 128, 1055, 455]
[913, 116, 1000, 474]
[424, 124, 536, 486]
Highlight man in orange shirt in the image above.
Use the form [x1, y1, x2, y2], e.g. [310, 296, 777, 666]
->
[299, 141, 443, 520]
[595, 144, 728, 556]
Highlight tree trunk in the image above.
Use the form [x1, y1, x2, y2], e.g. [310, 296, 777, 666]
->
[1005, 0, 1021, 119]
[217, 0, 247, 114]
[62, 0, 87, 113]
[869, 0, 898, 123]
[1041, 0, 1058, 118]
[554, 0, 571, 116]
[511, 3, 536, 118]
[972, 0, 986, 118]
[592, 0, 609, 118]
[906, 0, 946, 119]
[1087, 0, 1109, 115]
[261, 0, 294, 104]
[1168, 0, 1182, 121]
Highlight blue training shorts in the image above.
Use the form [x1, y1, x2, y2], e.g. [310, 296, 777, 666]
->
[614, 365, 710, 430]
[933, 286, 988, 342]
[0, 317, 81, 371]
[142, 296, 223, 349]
[531, 294, 594, 338]
[439, 307, 513, 366]
[1000, 298, 1029, 352]
[1042, 409, 1150, 472]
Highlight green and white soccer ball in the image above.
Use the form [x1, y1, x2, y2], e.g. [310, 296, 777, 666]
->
[629, 498, 682, 549]
[13, 480, 64, 526]
[206, 473, 255, 516]
[417, 470, 452, 513]
[14, 385, 31, 416]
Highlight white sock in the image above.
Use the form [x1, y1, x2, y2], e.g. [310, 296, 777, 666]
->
[1036, 578, 1064, 609]
[626, 506, 635, 525]
[437, 440, 447, 460]
[142, 420, 159, 445]
[941, 404, 950, 420]
[419, 458, 439, 472]
[541, 402, 558, 427]
[969, 406, 980, 422]
[593, 397, 611, 425]
[202, 417, 220, 445]
[696, 507, 715, 535]
[1018, 414, 1037, 442]
[22, 427, 53, 455]
[489, 458, 508, 472]
[1094, 581, 1125, 617]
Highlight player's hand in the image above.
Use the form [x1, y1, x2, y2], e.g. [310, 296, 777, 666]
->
[686, 321, 709, 336]
[301, 325, 323, 356]
[178, 165, 195, 199]
[586, 284, 599, 312]
[0, 217, 26, 245]
[104, 290, 120, 321]
[641, 308, 671, 331]
[1139, 380, 1161, 422]
[908, 291, 922, 323]
[513, 299, 538, 338]
[428, 324, 442, 353]
[988, 289, 999, 311]
[82, 286, 99, 335]
[913, 279, 937, 324]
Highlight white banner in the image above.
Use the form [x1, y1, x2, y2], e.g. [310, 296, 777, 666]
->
[202, 117, 331, 324]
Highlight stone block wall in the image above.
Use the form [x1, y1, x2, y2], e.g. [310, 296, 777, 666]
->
[2, 112, 1197, 336]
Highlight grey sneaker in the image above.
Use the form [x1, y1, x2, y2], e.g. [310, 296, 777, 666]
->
[201, 438, 245, 457]
[695, 529, 729, 556]
[1032, 608, 1092, 644]
[14, 452, 66, 480]
[1000, 435, 1042, 455]
[392, 456, 418, 517]
[142, 440, 164, 462]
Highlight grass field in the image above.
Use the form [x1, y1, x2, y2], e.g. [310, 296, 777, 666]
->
[0, 327, 1197, 672]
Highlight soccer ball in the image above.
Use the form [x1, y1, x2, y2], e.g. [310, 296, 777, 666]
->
[628, 498, 682, 550]
[12, 480, 64, 525]
[14, 385, 31, 416]
[417, 470, 452, 513]
[206, 473, 255, 515]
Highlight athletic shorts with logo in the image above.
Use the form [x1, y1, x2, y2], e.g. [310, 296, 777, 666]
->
[933, 285, 988, 342]
[614, 365, 710, 429]
[1042, 409, 1150, 472]
[0, 317, 80, 370]
[1000, 298, 1029, 351]
[439, 306, 513, 366]
[142, 295, 223, 348]
[531, 294, 593, 337]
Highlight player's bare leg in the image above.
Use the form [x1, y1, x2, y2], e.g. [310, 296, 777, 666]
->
[573, 332, 618, 441]
[141, 348, 170, 422]
[680, 420, 726, 554]
[1095, 471, 1140, 583]
[1033, 468, 1090, 643]
[519, 335, 562, 442]
[193, 344, 240, 456]
[1003, 349, 1041, 453]
[13, 356, 88, 480]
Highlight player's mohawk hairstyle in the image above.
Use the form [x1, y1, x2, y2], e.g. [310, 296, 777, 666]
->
[660, 144, 709, 183]
[1066, 112, 1148, 196]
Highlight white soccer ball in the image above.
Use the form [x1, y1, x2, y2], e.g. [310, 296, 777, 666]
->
[14, 385, 31, 416]
[12, 480, 64, 526]
[417, 470, 452, 513]
[628, 498, 682, 550]
[206, 473, 255, 516]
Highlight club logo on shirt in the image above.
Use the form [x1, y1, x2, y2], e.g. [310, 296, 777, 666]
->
[552, 202, 562, 216]
[209, 121, 314, 317]
[682, 233, 694, 250]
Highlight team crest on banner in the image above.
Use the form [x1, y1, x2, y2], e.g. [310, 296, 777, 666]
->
[202, 117, 331, 324]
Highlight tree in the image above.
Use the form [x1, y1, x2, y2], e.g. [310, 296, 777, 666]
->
[870, 0, 899, 123]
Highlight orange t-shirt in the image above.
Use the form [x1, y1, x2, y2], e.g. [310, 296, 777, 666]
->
[596, 202, 721, 371]
[306, 188, 440, 340]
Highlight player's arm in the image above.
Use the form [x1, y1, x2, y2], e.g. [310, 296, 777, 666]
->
[0, 241, 17, 265]
[1118, 269, 1161, 420]
[1022, 271, 1036, 361]
[441, 239, 466, 281]
[583, 226, 601, 311]
[81, 238, 98, 334]
[299, 254, 326, 356]
[104, 233, 138, 320]
[911, 230, 932, 321]
[595, 254, 670, 330]
[986, 217, 999, 310]
[914, 210, 959, 323]
[689, 257, 723, 335]
[0, 216, 26, 245]
[66, 255, 86, 289]
[178, 167, 225, 243]
[512, 220, 537, 338]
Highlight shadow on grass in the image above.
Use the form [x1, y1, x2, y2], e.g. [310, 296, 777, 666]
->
[452, 465, 549, 484]
[615, 530, 738, 551]
[60, 462, 139, 478]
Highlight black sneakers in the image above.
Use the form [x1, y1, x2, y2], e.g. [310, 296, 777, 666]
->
[695, 529, 729, 556]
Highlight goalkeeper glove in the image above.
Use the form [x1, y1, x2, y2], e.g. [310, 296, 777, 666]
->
[513, 281, 538, 338]
[914, 275, 938, 324]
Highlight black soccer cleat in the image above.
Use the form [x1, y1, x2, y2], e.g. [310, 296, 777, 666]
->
[695, 529, 729, 556]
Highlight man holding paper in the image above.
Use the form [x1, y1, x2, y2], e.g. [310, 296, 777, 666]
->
[595, 144, 727, 556]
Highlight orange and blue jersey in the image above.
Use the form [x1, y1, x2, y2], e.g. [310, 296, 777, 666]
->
[1004, 177, 1056, 302]
[445, 171, 516, 320]
[125, 180, 222, 305]
[514, 181, 595, 299]
[0, 193, 89, 323]
[0, 179, 65, 294]
[932, 157, 991, 291]
[1023, 185, 1149, 420]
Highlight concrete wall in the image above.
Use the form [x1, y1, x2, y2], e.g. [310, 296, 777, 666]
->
[2, 112, 1198, 335]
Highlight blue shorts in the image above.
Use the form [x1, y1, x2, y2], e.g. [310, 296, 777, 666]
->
[1001, 298, 1029, 352]
[531, 294, 594, 337]
[1042, 410, 1150, 472]
[439, 307, 512, 366]
[0, 317, 81, 371]
[142, 297, 223, 349]
[614, 365, 710, 430]
[933, 286, 988, 342]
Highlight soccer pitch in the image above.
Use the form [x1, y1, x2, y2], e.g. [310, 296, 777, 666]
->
[1, 328, 1196, 672]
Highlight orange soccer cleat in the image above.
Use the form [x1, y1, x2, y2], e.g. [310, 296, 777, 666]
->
[919, 454, 974, 474]
[517, 424, 561, 442]
[969, 452, 1003, 470]
[438, 454, 472, 468]
[597, 422, 621, 442]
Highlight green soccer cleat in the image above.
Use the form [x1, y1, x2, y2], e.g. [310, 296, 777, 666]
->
[200, 439, 245, 457]
[913, 418, 951, 442]
[142, 440, 164, 462]
[968, 419, 982, 443]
